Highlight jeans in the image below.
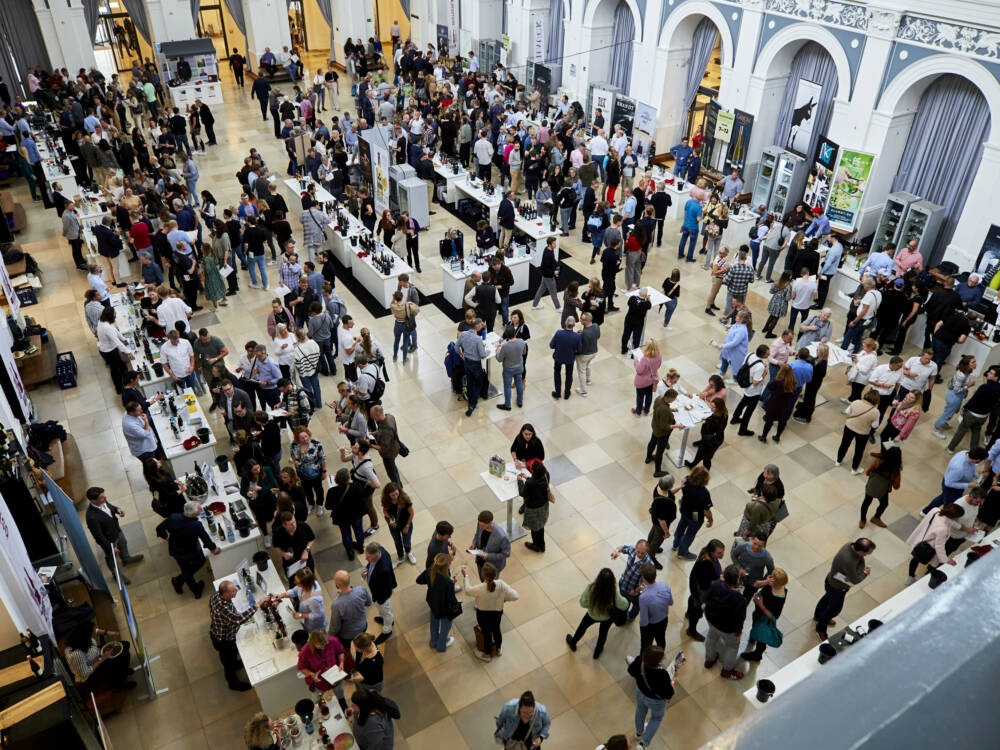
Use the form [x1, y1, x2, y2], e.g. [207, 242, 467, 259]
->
[389, 523, 412, 558]
[813, 578, 847, 633]
[317, 338, 336, 376]
[501, 368, 524, 407]
[553, 361, 573, 398]
[923, 480, 964, 514]
[672, 515, 703, 556]
[175, 372, 198, 391]
[789, 305, 809, 333]
[248, 254, 268, 287]
[500, 295, 511, 325]
[662, 297, 678, 326]
[705, 624, 741, 670]
[947, 409, 987, 452]
[678, 225, 698, 260]
[560, 206, 572, 233]
[576, 353, 596, 394]
[842, 320, 870, 353]
[465, 360, 483, 410]
[757, 246, 781, 280]
[174, 133, 191, 156]
[299, 373, 321, 409]
[338, 517, 365, 559]
[392, 321, 410, 362]
[429, 613, 452, 652]
[934, 389, 966, 429]
[635, 385, 653, 414]
[635, 688, 667, 746]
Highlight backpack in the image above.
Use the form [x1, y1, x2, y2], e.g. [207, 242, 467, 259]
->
[735, 355, 760, 389]
[360, 364, 385, 404]
[749, 222, 761, 242]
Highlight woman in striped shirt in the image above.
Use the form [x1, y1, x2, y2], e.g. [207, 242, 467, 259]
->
[64, 620, 135, 691]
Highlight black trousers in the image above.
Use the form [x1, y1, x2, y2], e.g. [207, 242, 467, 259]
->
[205, 122, 216, 145]
[476, 608, 503, 654]
[271, 107, 281, 137]
[860, 493, 889, 522]
[655, 217, 666, 246]
[211, 635, 243, 686]
[182, 277, 199, 309]
[406, 238, 421, 271]
[234, 68, 244, 87]
[100, 348, 127, 394]
[69, 237, 85, 266]
[640, 618, 667, 652]
[732, 394, 760, 432]
[569, 613, 613, 653]
[173, 554, 205, 591]
[685, 594, 703, 631]
[646, 433, 669, 472]
[530, 528, 545, 549]
[837, 427, 868, 469]
[259, 98, 268, 120]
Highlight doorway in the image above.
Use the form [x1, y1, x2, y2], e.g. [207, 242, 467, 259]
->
[196, 4, 232, 61]
[684, 35, 721, 154]
[94, 0, 151, 78]
[288, 1, 309, 51]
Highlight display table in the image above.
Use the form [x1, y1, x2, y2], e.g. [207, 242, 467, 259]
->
[744, 528, 1000, 709]
[479, 461, 528, 542]
[454, 178, 502, 227]
[275, 701, 353, 748]
[663, 182, 692, 220]
[199, 466, 264, 574]
[283, 178, 336, 205]
[351, 246, 414, 308]
[514, 216, 560, 267]
[440, 255, 531, 309]
[827, 265, 862, 310]
[433, 159, 469, 204]
[149, 388, 218, 476]
[36, 137, 77, 198]
[723, 211, 759, 249]
[324, 211, 365, 267]
[14, 334, 57, 389]
[213, 560, 307, 716]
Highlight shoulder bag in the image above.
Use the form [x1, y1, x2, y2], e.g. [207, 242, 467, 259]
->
[911, 511, 939, 565]
[499, 704, 537, 750]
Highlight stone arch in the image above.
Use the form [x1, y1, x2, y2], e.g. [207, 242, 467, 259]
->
[753, 22, 851, 102]
[657, 1, 733, 69]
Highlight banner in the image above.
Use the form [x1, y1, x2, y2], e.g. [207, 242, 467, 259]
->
[0, 489, 53, 636]
[531, 11, 546, 63]
[0, 253, 20, 315]
[437, 24, 450, 58]
[500, 35, 510, 68]
[533, 63, 551, 105]
[714, 110, 735, 142]
[828, 149, 877, 232]
[372, 143, 391, 216]
[446, 0, 459, 50]
[357, 136, 373, 204]
[723, 109, 754, 174]
[803, 136, 840, 213]
[634, 101, 657, 135]
[43, 473, 109, 594]
[784, 78, 822, 158]
[590, 87, 615, 129]
[611, 95, 636, 137]
[633, 132, 653, 170]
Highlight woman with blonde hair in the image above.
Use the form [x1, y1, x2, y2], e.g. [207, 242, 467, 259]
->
[739, 567, 788, 662]
[836, 386, 882, 473]
[463, 561, 519, 660]
[243, 712, 277, 749]
[415, 553, 461, 652]
[632, 338, 662, 416]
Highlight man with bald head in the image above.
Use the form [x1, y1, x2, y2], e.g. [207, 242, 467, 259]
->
[209, 580, 272, 691]
[328, 569, 372, 644]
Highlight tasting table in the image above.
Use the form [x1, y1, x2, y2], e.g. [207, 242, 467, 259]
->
[324, 208, 365, 266]
[513, 215, 561, 267]
[149, 388, 218, 476]
[642, 366, 712, 468]
[479, 461, 529, 542]
[440, 255, 531, 309]
[275, 699, 353, 748]
[454, 178, 502, 228]
[283, 177, 336, 205]
[198, 465, 265, 574]
[350, 242, 414, 309]
[108, 291, 172, 395]
[213, 560, 308, 716]
[433, 158, 469, 204]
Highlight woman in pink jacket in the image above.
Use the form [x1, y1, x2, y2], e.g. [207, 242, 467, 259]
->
[632, 339, 662, 416]
[879, 391, 921, 447]
[904, 504, 963, 585]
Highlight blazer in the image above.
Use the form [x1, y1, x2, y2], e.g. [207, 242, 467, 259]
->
[155, 514, 216, 561]
[86, 502, 123, 553]
[221, 387, 253, 423]
[366, 547, 397, 604]
[472, 523, 511, 572]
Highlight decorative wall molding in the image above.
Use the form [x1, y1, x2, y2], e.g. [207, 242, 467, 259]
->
[764, 0, 870, 33]
[897, 15, 1000, 61]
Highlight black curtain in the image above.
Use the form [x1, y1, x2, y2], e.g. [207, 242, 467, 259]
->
[0, 0, 51, 99]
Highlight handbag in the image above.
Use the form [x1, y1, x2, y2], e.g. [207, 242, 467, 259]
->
[749, 615, 783, 647]
[473, 625, 486, 653]
[771, 500, 790, 523]
[446, 600, 463, 620]
[911, 510, 939, 565]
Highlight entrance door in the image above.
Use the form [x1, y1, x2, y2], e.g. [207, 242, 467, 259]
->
[196, 4, 231, 61]
[288, 1, 309, 51]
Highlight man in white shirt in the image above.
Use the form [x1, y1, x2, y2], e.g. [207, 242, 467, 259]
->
[473, 131, 494, 181]
[162, 329, 197, 391]
[732, 344, 769, 436]
[789, 270, 818, 331]
[866, 356, 904, 436]
[610, 126, 629, 158]
[898, 349, 937, 404]
[468, 51, 479, 73]
[589, 129, 609, 183]
[945, 488, 984, 556]
[150, 291, 191, 334]
[338, 315, 360, 384]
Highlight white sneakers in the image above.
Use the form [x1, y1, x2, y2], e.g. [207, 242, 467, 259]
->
[851, 468, 863, 475]
[931, 429, 946, 439]
[407, 552, 417, 565]
[264, 534, 271, 548]
[393, 556, 404, 568]
[904, 576, 916, 586]
[531, 304, 544, 310]
[576, 388, 588, 397]
[444, 636, 455, 649]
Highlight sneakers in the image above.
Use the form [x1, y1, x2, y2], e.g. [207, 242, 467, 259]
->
[840, 397, 851, 404]
[365, 524, 379, 536]
[393, 556, 404, 568]
[931, 429, 946, 439]
[475, 650, 492, 662]
[316, 505, 324, 517]
[443, 636, 455, 649]
[264, 534, 271, 548]
[565, 634, 577, 651]
[904, 576, 916, 586]
[721, 669, 745, 680]
[834, 461, 841, 467]
[851, 468, 863, 475]
[531, 304, 544, 310]
[625, 654, 635, 667]
[407, 552, 417, 565]
[576, 389, 588, 396]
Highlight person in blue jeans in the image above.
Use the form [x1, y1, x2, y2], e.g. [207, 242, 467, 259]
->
[922, 447, 987, 514]
[611, 541, 651, 620]
[495, 327, 526, 410]
[672, 467, 714, 559]
[415, 553, 459, 652]
[390, 290, 417, 363]
[677, 196, 703, 261]
[628, 648, 676, 749]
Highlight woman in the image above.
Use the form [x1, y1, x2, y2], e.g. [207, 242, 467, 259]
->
[349, 686, 401, 750]
[632, 339, 662, 417]
[495, 691, 551, 749]
[510, 309, 531, 380]
[685, 539, 725, 639]
[933, 355, 976, 436]
[686, 397, 728, 470]
[845, 338, 878, 403]
[476, 219, 497, 254]
[350, 632, 384, 694]
[860, 445, 902, 529]
[701, 195, 724, 267]
[672, 466, 714, 560]
[211, 219, 236, 296]
[661, 269, 681, 329]
[378, 209, 395, 247]
[783, 202, 809, 231]
[762, 271, 793, 338]
[278, 567, 326, 632]
[905, 504, 963, 585]
[241, 459, 278, 544]
[277, 467, 309, 521]
[327, 468, 366, 560]
[63, 620, 134, 692]
[739, 568, 788, 662]
[295, 629, 348, 708]
[880, 390, 922, 447]
[561, 281, 583, 329]
[836, 387, 882, 473]
[358, 328, 384, 370]
[699, 374, 727, 405]
[381, 483, 416, 565]
[271, 323, 296, 379]
[414, 553, 460, 652]
[604, 151, 621, 205]
[565, 568, 628, 658]
[519, 460, 554, 552]
[266, 299, 295, 339]
[510, 423, 545, 469]
[389, 290, 418, 364]
[793, 343, 829, 423]
[390, 216, 407, 260]
[291, 426, 327, 515]
[623, 225, 645, 291]
[759, 365, 797, 444]
[628, 646, 676, 749]
[142, 458, 186, 517]
[97, 306, 132, 394]
[243, 713, 278, 750]
[463, 561, 519, 661]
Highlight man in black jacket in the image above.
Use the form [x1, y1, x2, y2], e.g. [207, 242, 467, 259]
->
[85, 487, 144, 582]
[923, 277, 962, 347]
[196, 100, 216, 146]
[704, 564, 748, 680]
[497, 190, 516, 250]
[581, 180, 598, 243]
[156, 501, 219, 597]
[649, 184, 672, 247]
[363, 542, 397, 644]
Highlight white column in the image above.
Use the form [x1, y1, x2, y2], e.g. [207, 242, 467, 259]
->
[730, 0, 772, 183]
[243, 0, 293, 71]
[853, 108, 915, 238]
[508, 0, 548, 74]
[651, 45, 690, 149]
[33, 0, 98, 73]
[944, 141, 1000, 269]
[146, 0, 197, 44]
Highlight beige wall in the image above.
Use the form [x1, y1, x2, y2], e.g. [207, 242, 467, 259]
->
[375, 0, 410, 46]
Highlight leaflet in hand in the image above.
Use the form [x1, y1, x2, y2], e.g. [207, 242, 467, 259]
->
[320, 666, 349, 685]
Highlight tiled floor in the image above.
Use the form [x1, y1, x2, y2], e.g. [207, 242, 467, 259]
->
[15, 54, 964, 749]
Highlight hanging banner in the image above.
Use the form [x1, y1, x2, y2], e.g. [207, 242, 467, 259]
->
[634, 102, 657, 135]
[531, 11, 546, 63]
[803, 136, 840, 213]
[357, 136, 373, 206]
[0, 253, 20, 315]
[446, 0, 459, 50]
[371, 142, 391, 216]
[723, 109, 754, 174]
[590, 87, 615, 129]
[785, 78, 823, 158]
[0, 490, 54, 637]
[828, 148, 877, 232]
[437, 24, 450, 58]
[44, 473, 109, 595]
[611, 95, 636, 137]
[500, 35, 510, 68]
[714, 110, 735, 142]
[533, 63, 551, 106]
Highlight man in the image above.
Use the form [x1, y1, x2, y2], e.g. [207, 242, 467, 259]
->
[498, 190, 516, 250]
[732, 345, 769, 436]
[464, 271, 501, 333]
[669, 137, 693, 179]
[704, 564, 749, 679]
[370, 405, 405, 487]
[574, 312, 600, 397]
[168, 106, 191, 156]
[148, 286, 191, 334]
[228, 48, 246, 88]
[550, 317, 581, 400]
[277, 377, 313, 428]
[646, 474, 677, 568]
[328, 569, 372, 644]
[470, 510, 510, 579]
[947, 368, 1000, 452]
[401, 212, 421, 273]
[922, 446, 987, 518]
[532, 236, 561, 310]
[718, 169, 744, 201]
[219, 379, 252, 436]
[156, 501, 219, 598]
[272, 512, 316, 581]
[958, 273, 984, 309]
[474, 130, 493, 181]
[62, 201, 86, 269]
[210, 580, 270, 690]
[338, 315, 360, 385]
[897, 348, 938, 407]
[338, 438, 380, 534]
[931, 309, 971, 375]
[945, 487, 985, 557]
[635, 563, 672, 654]
[121, 401, 158, 461]
[251, 344, 282, 407]
[85, 487, 144, 581]
[804, 206, 830, 238]
[864, 355, 905, 438]
[182, 154, 199, 201]
[816, 237, 843, 307]
[362, 542, 397, 645]
[495, 326, 527, 411]
[192, 328, 228, 386]
[813, 539, 875, 640]
[484, 257, 514, 326]
[731, 533, 775, 601]
[646, 390, 684, 477]
[610, 539, 650, 621]
[162, 329, 197, 391]
[678, 194, 702, 262]
[922, 276, 961, 347]
[649, 182, 672, 247]
[860, 245, 895, 279]
[456, 318, 487, 416]
[721, 250, 755, 320]
[581, 179, 599, 243]
[841, 276, 881, 353]
[620, 187, 637, 234]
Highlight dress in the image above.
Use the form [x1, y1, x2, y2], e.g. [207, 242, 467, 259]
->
[202, 255, 226, 303]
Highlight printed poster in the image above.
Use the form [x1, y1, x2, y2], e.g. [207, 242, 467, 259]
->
[714, 110, 735, 142]
[590, 87, 615, 130]
[0, 254, 19, 315]
[611, 95, 636, 137]
[634, 101, 657, 135]
[803, 136, 839, 213]
[828, 149, 877, 232]
[0, 490, 53, 636]
[372, 143, 391, 216]
[531, 11, 546, 62]
[723, 109, 754, 174]
[785, 78, 823, 158]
